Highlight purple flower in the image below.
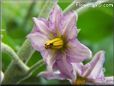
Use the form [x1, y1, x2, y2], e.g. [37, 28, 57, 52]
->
[27, 4, 92, 79]
[72, 51, 114, 85]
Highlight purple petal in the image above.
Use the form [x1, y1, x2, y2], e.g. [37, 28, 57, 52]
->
[104, 76, 114, 84]
[32, 18, 49, 32]
[93, 76, 114, 85]
[49, 4, 63, 32]
[54, 52, 74, 79]
[33, 17, 50, 35]
[38, 71, 67, 80]
[67, 39, 92, 63]
[83, 51, 105, 80]
[62, 12, 78, 40]
[72, 63, 84, 76]
[41, 50, 56, 71]
[96, 68, 105, 80]
[27, 32, 49, 52]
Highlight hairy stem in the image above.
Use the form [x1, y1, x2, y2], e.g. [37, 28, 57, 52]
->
[27, 59, 44, 74]
[76, 0, 110, 14]
[17, 39, 35, 63]
[1, 43, 29, 72]
[17, 60, 45, 84]
[2, 43, 29, 84]
[63, 0, 77, 14]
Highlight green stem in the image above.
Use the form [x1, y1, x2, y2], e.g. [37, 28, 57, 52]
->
[76, 0, 110, 14]
[2, 43, 29, 84]
[1, 42, 29, 72]
[38, 0, 51, 18]
[63, 0, 76, 13]
[17, 60, 45, 84]
[27, 59, 44, 74]
[17, 39, 35, 63]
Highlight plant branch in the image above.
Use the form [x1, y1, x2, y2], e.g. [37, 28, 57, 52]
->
[17, 60, 45, 84]
[27, 59, 44, 74]
[76, 0, 110, 14]
[63, 0, 77, 14]
[1, 42, 29, 72]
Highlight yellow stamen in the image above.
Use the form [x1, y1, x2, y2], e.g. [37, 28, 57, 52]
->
[45, 38, 64, 49]
[73, 76, 86, 85]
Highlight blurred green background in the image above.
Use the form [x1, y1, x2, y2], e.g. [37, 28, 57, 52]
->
[1, 0, 113, 85]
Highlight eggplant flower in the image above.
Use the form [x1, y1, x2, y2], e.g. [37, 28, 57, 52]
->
[27, 4, 92, 79]
[72, 51, 114, 85]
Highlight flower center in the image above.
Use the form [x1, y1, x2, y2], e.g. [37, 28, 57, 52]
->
[45, 37, 64, 49]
